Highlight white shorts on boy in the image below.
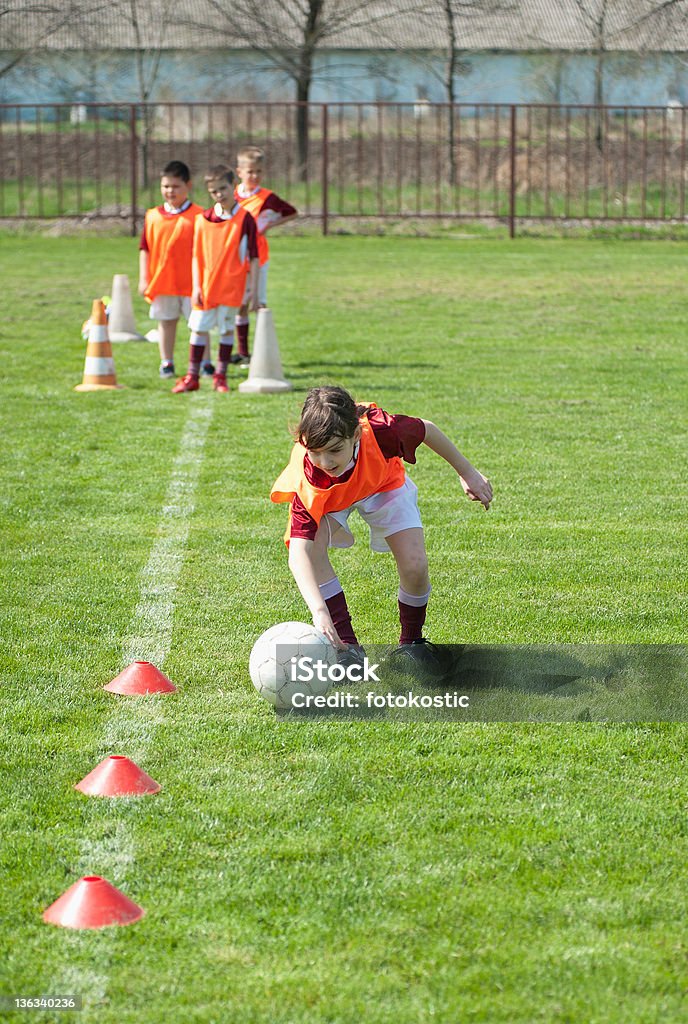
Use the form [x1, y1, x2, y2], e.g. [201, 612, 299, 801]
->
[324, 477, 422, 553]
[241, 262, 269, 307]
[149, 295, 191, 321]
[187, 305, 238, 333]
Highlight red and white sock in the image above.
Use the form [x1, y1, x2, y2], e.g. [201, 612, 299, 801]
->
[398, 585, 431, 644]
[235, 315, 250, 358]
[319, 577, 358, 645]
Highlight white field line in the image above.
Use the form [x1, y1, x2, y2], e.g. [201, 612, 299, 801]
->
[58, 401, 213, 1016]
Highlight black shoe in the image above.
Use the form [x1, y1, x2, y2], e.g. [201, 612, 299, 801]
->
[200, 360, 215, 377]
[230, 353, 251, 366]
[386, 638, 450, 683]
[159, 361, 175, 379]
[337, 644, 367, 671]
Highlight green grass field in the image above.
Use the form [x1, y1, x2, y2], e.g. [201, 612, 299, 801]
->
[1, 233, 687, 1023]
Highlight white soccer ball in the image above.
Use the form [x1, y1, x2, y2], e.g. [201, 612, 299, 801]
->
[249, 621, 337, 710]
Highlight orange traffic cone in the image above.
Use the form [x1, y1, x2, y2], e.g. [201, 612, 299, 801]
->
[74, 299, 123, 391]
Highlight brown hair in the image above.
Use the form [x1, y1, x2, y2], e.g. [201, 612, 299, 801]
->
[237, 145, 264, 165]
[204, 164, 233, 186]
[296, 386, 362, 450]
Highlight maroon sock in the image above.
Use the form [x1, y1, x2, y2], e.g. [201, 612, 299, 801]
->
[188, 342, 205, 376]
[236, 319, 250, 358]
[325, 591, 358, 646]
[217, 340, 233, 375]
[398, 600, 428, 644]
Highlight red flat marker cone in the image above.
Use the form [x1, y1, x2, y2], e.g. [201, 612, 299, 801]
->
[75, 755, 161, 797]
[104, 660, 176, 695]
[42, 876, 145, 929]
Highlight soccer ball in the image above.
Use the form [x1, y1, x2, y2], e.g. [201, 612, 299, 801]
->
[249, 621, 337, 710]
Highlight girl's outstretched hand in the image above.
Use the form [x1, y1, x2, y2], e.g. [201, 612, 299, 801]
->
[460, 469, 493, 510]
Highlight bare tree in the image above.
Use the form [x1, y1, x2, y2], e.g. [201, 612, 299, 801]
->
[394, 0, 516, 186]
[524, 53, 582, 105]
[69, 0, 174, 186]
[624, 0, 688, 46]
[181, 0, 421, 170]
[0, 1, 106, 78]
[441, 1, 517, 185]
[443, 0, 461, 187]
[571, 0, 688, 148]
[121, 0, 174, 187]
[570, 0, 613, 148]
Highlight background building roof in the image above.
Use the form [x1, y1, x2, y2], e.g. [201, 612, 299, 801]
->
[3, 0, 687, 53]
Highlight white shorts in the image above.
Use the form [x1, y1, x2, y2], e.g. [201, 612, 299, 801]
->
[150, 295, 191, 321]
[241, 263, 269, 307]
[187, 305, 238, 334]
[324, 477, 422, 553]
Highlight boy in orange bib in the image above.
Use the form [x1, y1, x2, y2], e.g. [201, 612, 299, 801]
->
[271, 386, 493, 668]
[233, 146, 297, 364]
[138, 160, 204, 379]
[173, 165, 259, 393]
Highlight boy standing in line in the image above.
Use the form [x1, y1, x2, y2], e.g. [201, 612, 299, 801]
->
[233, 146, 297, 364]
[172, 165, 259, 393]
[138, 160, 211, 380]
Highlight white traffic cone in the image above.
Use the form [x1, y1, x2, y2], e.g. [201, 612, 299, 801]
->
[238, 308, 292, 394]
[74, 299, 124, 391]
[108, 274, 145, 341]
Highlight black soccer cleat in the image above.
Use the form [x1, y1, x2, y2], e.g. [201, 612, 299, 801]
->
[337, 644, 367, 671]
[385, 638, 451, 683]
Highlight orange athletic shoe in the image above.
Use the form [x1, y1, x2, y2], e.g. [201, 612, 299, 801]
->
[212, 373, 230, 393]
[172, 373, 200, 393]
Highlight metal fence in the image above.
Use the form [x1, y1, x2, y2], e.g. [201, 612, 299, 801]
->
[1, 101, 686, 236]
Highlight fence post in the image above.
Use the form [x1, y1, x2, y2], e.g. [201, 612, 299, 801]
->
[322, 104, 329, 237]
[509, 104, 517, 239]
[130, 104, 138, 238]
